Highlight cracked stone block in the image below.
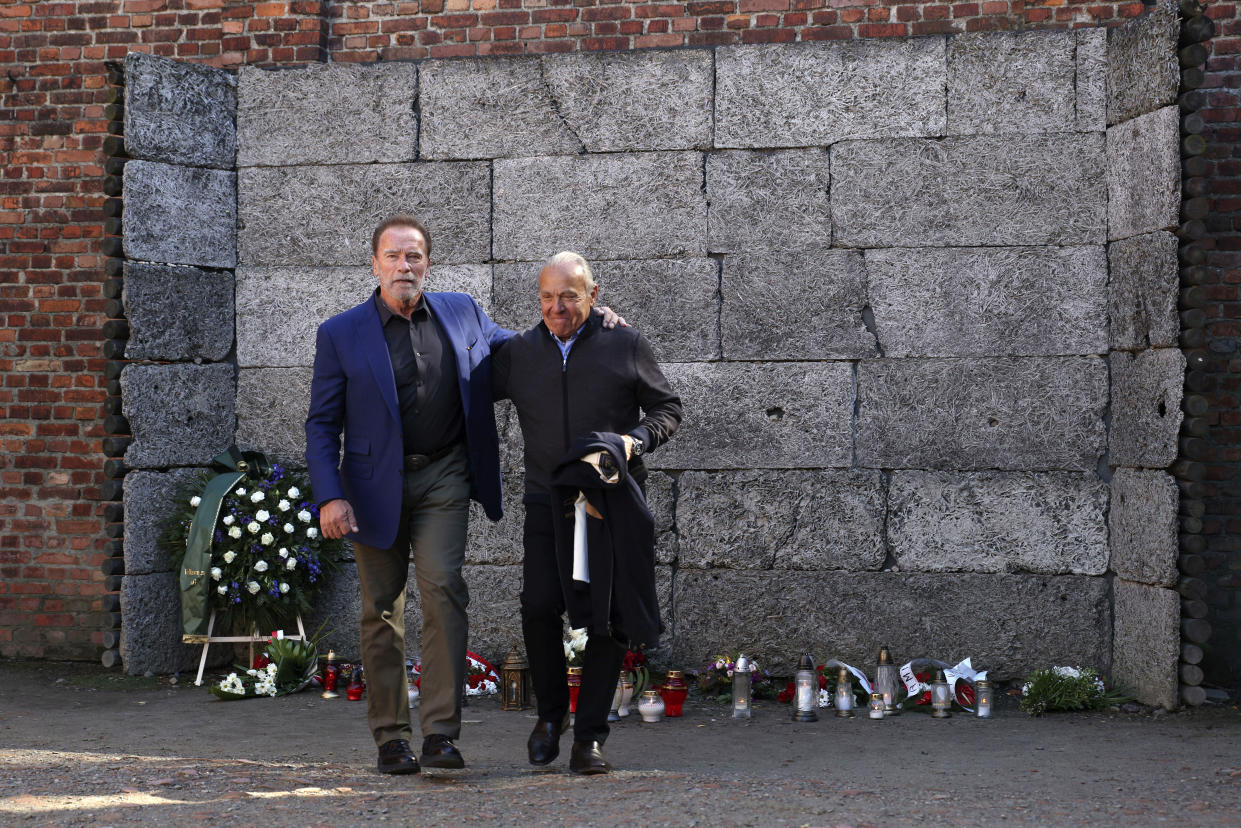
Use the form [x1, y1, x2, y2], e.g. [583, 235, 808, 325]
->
[1109, 348, 1185, 468]
[715, 39, 946, 148]
[465, 472, 524, 567]
[947, 30, 1078, 135]
[122, 363, 236, 468]
[1108, 106, 1181, 242]
[706, 149, 832, 255]
[856, 357, 1108, 471]
[672, 570, 1110, 678]
[832, 135, 1106, 247]
[721, 249, 876, 360]
[1108, 231, 1180, 351]
[1110, 468, 1178, 586]
[235, 367, 313, 468]
[122, 261, 234, 361]
[124, 52, 236, 169]
[235, 267, 492, 368]
[419, 57, 580, 160]
[866, 246, 1108, 358]
[1076, 28, 1107, 132]
[123, 161, 237, 269]
[492, 259, 718, 361]
[124, 468, 206, 576]
[677, 470, 885, 571]
[1107, 2, 1180, 125]
[888, 471, 1109, 576]
[650, 362, 854, 470]
[238, 162, 491, 267]
[1112, 579, 1178, 709]
[238, 62, 418, 166]
[543, 49, 713, 152]
[121, 572, 204, 675]
[646, 471, 677, 566]
[493, 152, 706, 262]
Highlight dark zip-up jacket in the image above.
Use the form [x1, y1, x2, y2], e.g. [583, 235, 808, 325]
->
[492, 314, 682, 503]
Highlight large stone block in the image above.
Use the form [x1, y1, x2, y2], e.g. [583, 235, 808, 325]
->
[1109, 348, 1185, 468]
[238, 62, 418, 166]
[946, 30, 1080, 135]
[1076, 28, 1108, 132]
[856, 357, 1108, 471]
[124, 468, 205, 576]
[419, 57, 580, 160]
[721, 249, 876, 359]
[235, 367, 313, 467]
[887, 471, 1109, 575]
[123, 261, 233, 361]
[677, 470, 886, 571]
[1112, 579, 1178, 709]
[832, 135, 1106, 248]
[715, 39, 946, 148]
[1107, 2, 1180, 125]
[706, 149, 832, 255]
[650, 362, 854, 470]
[123, 161, 237, 269]
[1108, 231, 1179, 351]
[122, 363, 236, 468]
[647, 471, 678, 566]
[492, 258, 719, 361]
[465, 473, 524, 567]
[866, 246, 1108, 358]
[120, 572, 203, 675]
[543, 49, 713, 152]
[1107, 106, 1181, 242]
[493, 152, 706, 261]
[124, 52, 236, 169]
[237, 162, 491, 267]
[1109, 468, 1178, 586]
[672, 570, 1110, 678]
[235, 267, 492, 368]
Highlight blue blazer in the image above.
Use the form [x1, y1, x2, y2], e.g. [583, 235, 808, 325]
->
[305, 291, 513, 550]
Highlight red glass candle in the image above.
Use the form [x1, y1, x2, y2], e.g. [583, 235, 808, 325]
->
[346, 665, 365, 701]
[660, 670, 689, 717]
[567, 666, 582, 713]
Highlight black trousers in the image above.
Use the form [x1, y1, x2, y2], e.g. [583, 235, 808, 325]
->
[521, 500, 625, 745]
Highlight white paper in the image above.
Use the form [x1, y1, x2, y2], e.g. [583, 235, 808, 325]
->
[572, 493, 590, 583]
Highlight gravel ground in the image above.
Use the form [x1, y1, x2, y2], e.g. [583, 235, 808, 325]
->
[1, 659, 1239, 827]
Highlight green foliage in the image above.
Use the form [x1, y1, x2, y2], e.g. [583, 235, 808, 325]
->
[1019, 666, 1130, 716]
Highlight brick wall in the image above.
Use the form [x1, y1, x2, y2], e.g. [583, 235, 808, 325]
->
[2, 0, 1237, 690]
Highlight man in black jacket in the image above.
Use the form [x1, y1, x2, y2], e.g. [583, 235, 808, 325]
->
[493, 251, 681, 775]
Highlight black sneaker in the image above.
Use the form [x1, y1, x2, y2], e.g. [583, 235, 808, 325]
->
[420, 733, 465, 769]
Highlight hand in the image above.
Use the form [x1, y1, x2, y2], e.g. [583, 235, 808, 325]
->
[621, 435, 635, 459]
[594, 305, 629, 329]
[320, 498, 358, 539]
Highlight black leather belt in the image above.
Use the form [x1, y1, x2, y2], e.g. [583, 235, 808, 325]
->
[403, 444, 456, 472]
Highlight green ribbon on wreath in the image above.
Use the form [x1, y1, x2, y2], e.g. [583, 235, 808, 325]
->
[180, 447, 272, 643]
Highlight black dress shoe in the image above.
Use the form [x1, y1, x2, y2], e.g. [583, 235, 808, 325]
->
[420, 733, 465, 769]
[376, 739, 420, 775]
[527, 713, 571, 765]
[568, 740, 611, 775]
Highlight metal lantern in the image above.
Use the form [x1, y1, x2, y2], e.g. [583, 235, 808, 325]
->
[931, 669, 953, 718]
[732, 655, 752, 718]
[834, 666, 855, 718]
[792, 654, 818, 722]
[874, 645, 901, 715]
[500, 646, 531, 711]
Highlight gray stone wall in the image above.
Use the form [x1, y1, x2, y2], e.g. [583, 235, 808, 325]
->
[120, 14, 1182, 706]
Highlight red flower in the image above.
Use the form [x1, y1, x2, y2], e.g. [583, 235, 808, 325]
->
[956, 681, 975, 708]
[915, 671, 932, 704]
[252, 653, 271, 670]
[777, 681, 795, 704]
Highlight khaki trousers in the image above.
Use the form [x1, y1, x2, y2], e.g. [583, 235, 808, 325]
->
[352, 444, 470, 747]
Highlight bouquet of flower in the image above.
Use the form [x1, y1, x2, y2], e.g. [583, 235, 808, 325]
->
[1019, 665, 1129, 716]
[563, 627, 588, 667]
[623, 648, 649, 694]
[406, 650, 500, 696]
[692, 653, 776, 703]
[210, 630, 320, 701]
[164, 463, 342, 636]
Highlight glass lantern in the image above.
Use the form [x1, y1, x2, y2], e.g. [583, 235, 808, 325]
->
[792, 654, 818, 722]
[874, 645, 901, 715]
[931, 670, 952, 718]
[975, 680, 993, 718]
[732, 655, 752, 718]
[834, 666, 855, 718]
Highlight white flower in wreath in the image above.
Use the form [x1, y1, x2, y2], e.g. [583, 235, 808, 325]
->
[287, 486, 301, 499]
[286, 558, 297, 570]
[279, 582, 290, 594]
[818, 688, 831, 708]
[246, 581, 260, 594]
[254, 560, 269, 573]
[247, 521, 261, 534]
[250, 491, 265, 503]
[277, 499, 291, 512]
[306, 527, 319, 539]
[260, 532, 274, 546]
[283, 523, 295, 534]
[228, 526, 243, 539]
[222, 515, 235, 526]
[235, 488, 247, 496]
[223, 550, 236, 564]
[190, 496, 201, 507]
[255, 509, 270, 522]
[219, 673, 246, 695]
[210, 567, 222, 581]
[297, 509, 312, 524]
[217, 584, 228, 595]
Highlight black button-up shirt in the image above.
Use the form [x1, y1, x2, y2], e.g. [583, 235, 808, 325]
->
[375, 290, 464, 456]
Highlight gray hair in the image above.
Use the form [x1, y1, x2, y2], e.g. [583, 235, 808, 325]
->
[545, 251, 596, 289]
